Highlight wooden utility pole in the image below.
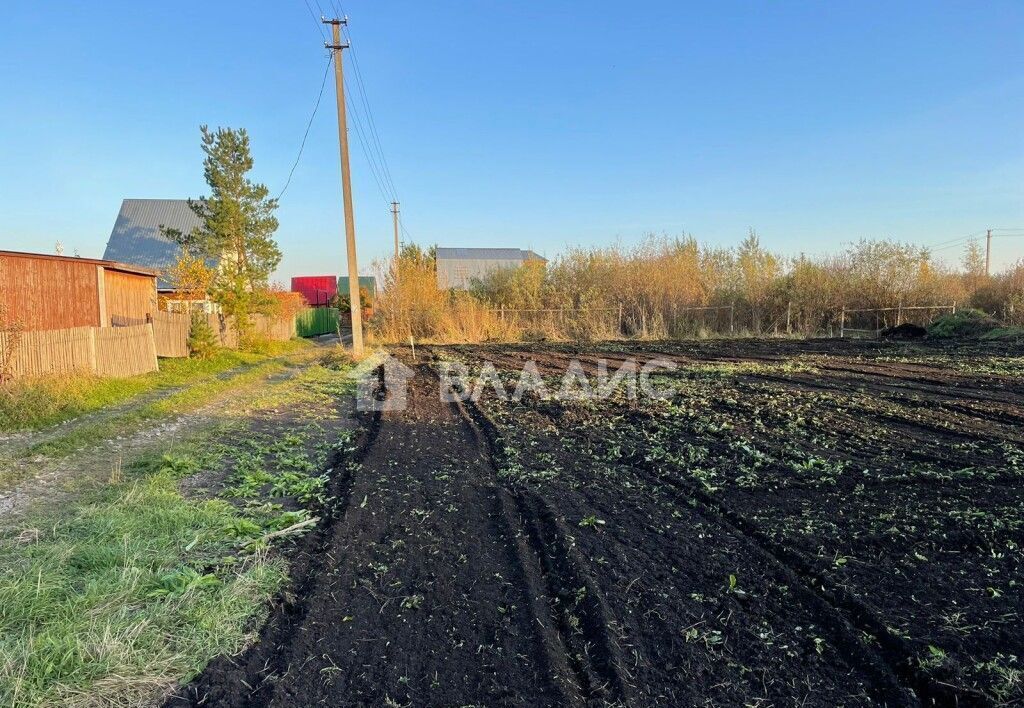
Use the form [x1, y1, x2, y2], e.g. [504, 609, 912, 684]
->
[324, 17, 364, 356]
[985, 229, 993, 277]
[391, 201, 400, 283]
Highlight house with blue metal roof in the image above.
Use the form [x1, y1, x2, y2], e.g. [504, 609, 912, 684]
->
[436, 247, 546, 290]
[103, 199, 207, 292]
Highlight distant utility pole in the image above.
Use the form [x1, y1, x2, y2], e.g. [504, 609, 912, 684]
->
[324, 16, 364, 356]
[985, 228, 993, 277]
[391, 201, 400, 283]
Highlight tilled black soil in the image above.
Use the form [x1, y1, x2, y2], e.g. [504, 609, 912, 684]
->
[168, 339, 1024, 707]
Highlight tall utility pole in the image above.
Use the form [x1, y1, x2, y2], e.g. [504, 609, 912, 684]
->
[391, 201, 400, 282]
[985, 229, 993, 277]
[324, 17, 364, 356]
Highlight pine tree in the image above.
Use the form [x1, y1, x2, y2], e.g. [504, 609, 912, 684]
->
[167, 126, 282, 346]
[188, 311, 218, 359]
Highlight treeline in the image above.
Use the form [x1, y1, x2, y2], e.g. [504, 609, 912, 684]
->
[371, 234, 1024, 342]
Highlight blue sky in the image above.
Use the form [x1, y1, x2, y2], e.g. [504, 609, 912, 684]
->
[0, 1, 1022, 279]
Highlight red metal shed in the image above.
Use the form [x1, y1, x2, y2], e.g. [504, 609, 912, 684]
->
[291, 276, 337, 307]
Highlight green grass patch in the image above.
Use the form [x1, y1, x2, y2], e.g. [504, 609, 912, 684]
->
[981, 326, 1024, 342]
[20, 359, 293, 463]
[0, 469, 288, 707]
[0, 344, 310, 434]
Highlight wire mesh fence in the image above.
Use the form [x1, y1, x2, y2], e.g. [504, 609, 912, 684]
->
[370, 300, 971, 343]
[839, 303, 957, 338]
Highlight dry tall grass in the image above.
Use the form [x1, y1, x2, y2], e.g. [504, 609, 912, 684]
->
[369, 236, 1024, 342]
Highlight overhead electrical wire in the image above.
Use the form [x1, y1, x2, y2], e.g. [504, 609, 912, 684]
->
[299, 0, 416, 241]
[277, 55, 333, 201]
[302, 0, 327, 40]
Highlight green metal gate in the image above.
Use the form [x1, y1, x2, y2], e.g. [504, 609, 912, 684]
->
[295, 308, 340, 337]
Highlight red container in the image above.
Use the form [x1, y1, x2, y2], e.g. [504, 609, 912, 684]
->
[291, 275, 337, 307]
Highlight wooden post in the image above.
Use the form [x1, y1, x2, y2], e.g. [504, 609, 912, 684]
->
[96, 266, 108, 327]
[145, 322, 158, 371]
[786, 301, 792, 335]
[618, 302, 623, 334]
[325, 18, 364, 357]
[729, 304, 735, 335]
[840, 306, 846, 338]
[951, 300, 957, 315]
[87, 327, 98, 374]
[897, 301, 903, 326]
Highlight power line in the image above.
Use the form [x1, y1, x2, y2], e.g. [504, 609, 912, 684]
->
[303, 3, 417, 243]
[931, 238, 979, 253]
[345, 90, 396, 206]
[325, 8, 401, 204]
[301, 0, 327, 40]
[277, 55, 333, 201]
[927, 231, 984, 250]
[344, 35, 400, 201]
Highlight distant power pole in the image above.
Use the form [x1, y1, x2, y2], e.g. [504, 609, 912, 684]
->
[324, 17, 364, 357]
[391, 201, 400, 283]
[985, 229, 993, 277]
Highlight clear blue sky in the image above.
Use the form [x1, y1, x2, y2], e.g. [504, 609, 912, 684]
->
[1, 1, 1022, 279]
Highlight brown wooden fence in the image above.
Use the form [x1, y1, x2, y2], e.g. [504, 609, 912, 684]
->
[95, 324, 159, 377]
[254, 313, 296, 341]
[153, 311, 190, 358]
[149, 311, 295, 358]
[0, 324, 158, 380]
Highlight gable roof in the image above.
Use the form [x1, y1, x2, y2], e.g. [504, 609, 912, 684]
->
[435, 247, 546, 262]
[103, 199, 205, 289]
[0, 250, 158, 277]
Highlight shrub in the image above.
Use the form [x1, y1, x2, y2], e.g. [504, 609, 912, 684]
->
[927, 309, 1000, 339]
[188, 312, 219, 358]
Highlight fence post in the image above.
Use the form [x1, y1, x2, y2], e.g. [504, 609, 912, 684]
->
[896, 301, 903, 326]
[786, 301, 792, 335]
[145, 322, 158, 370]
[840, 306, 845, 338]
[618, 302, 623, 334]
[88, 327, 98, 374]
[729, 304, 735, 335]
[951, 300, 957, 315]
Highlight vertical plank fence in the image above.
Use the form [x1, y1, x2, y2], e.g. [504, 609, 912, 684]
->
[94, 324, 159, 377]
[254, 313, 296, 341]
[0, 324, 158, 379]
[153, 311, 190, 358]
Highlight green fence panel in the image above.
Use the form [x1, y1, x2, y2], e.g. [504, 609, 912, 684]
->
[296, 308, 340, 337]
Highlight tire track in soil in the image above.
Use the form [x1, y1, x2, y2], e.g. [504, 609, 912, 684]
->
[447, 354, 991, 707]
[455, 383, 923, 707]
[168, 361, 597, 707]
[165, 368, 383, 708]
[635, 461, 992, 708]
[450, 393, 633, 705]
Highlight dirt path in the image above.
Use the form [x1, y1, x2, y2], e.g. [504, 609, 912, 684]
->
[172, 363, 582, 706]
[0, 361, 270, 462]
[0, 354, 317, 520]
[171, 354, 916, 707]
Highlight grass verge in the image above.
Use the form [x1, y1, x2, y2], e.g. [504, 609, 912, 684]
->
[0, 340, 311, 433]
[0, 464, 287, 707]
[0, 350, 355, 706]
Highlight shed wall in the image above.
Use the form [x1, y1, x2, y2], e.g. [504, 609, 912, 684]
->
[0, 254, 101, 331]
[104, 269, 158, 324]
